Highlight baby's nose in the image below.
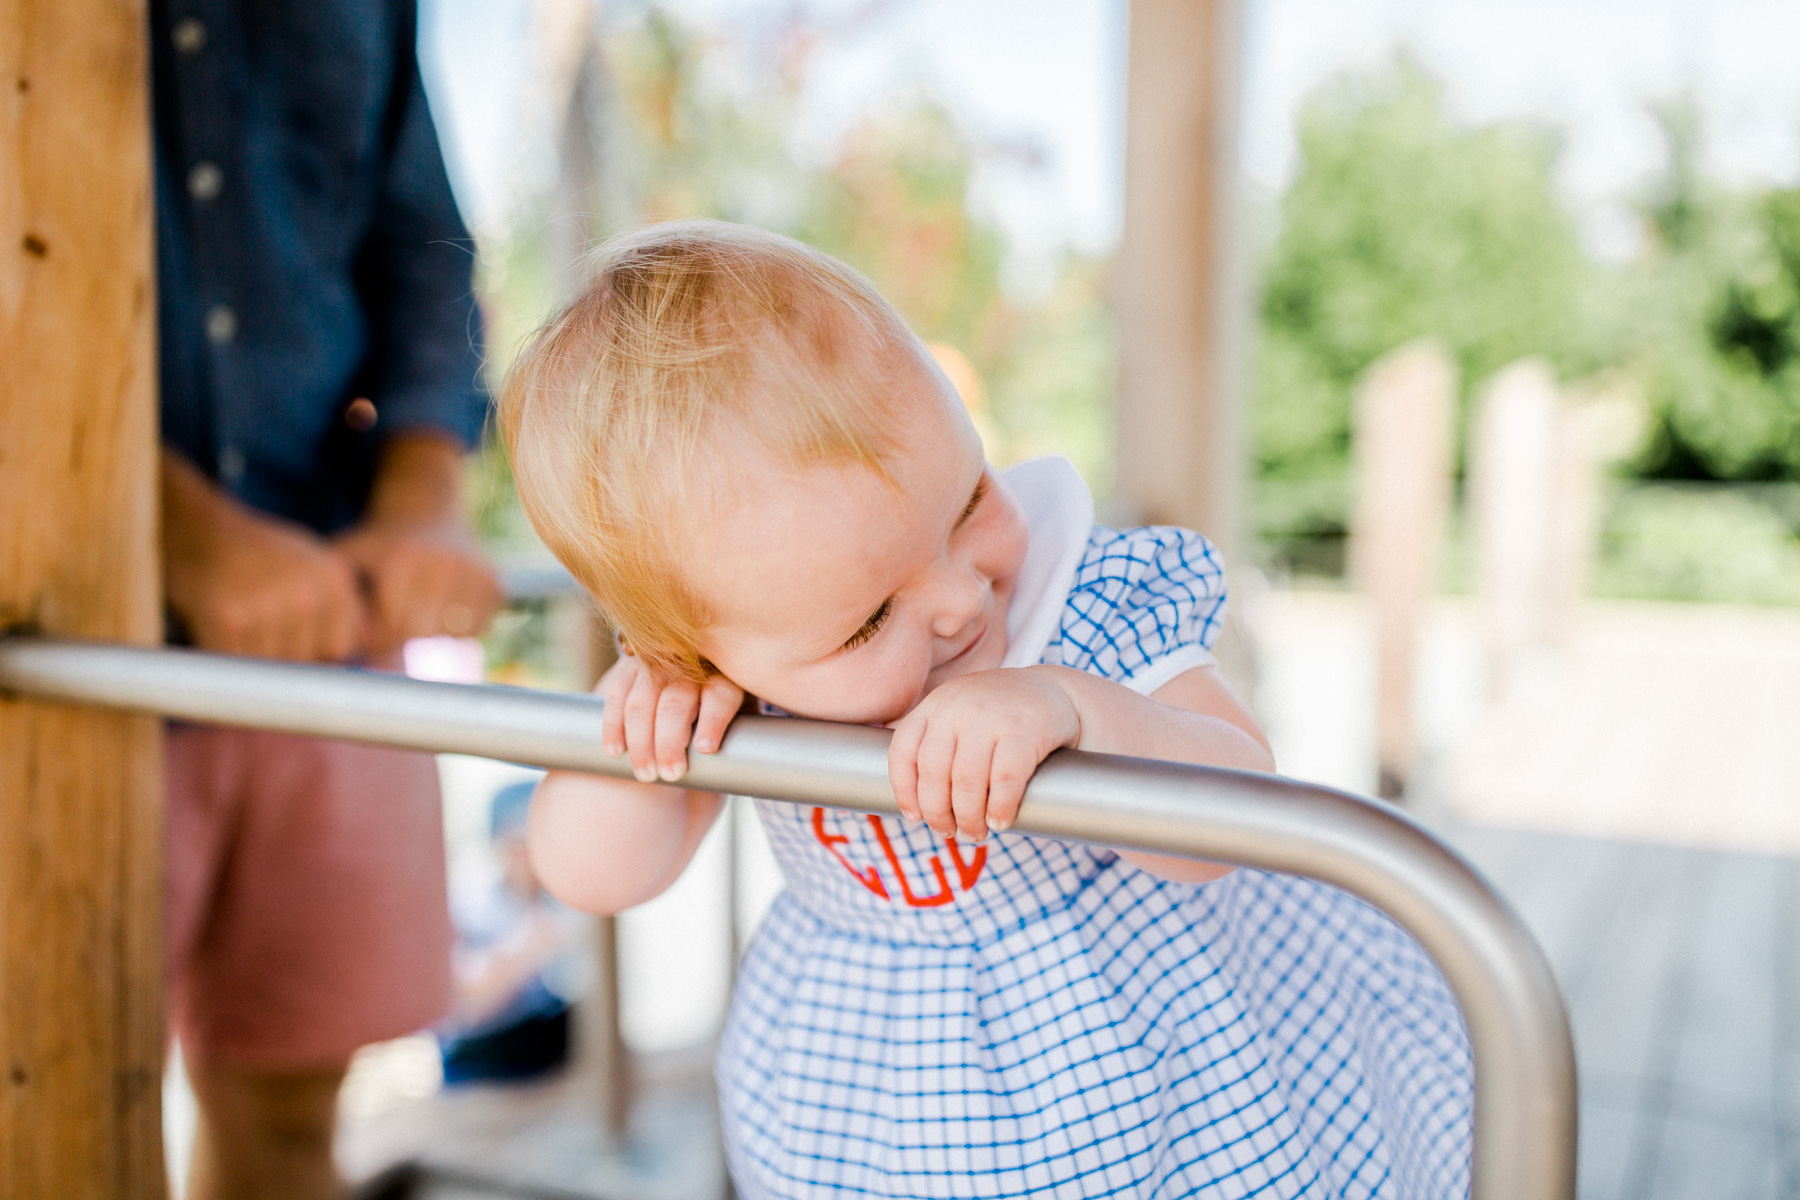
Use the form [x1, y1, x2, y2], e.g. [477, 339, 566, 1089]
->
[929, 568, 985, 638]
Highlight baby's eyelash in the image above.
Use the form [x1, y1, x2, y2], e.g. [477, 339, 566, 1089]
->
[957, 478, 988, 526]
[841, 597, 893, 652]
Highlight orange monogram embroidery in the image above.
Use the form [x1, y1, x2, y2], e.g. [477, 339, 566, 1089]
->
[812, 807, 888, 899]
[811, 807, 987, 907]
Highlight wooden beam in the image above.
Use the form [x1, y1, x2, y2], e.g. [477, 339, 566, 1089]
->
[1, 1, 166, 1196]
[1115, 0, 1245, 555]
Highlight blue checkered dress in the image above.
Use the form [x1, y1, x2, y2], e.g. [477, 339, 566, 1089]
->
[717, 461, 1473, 1199]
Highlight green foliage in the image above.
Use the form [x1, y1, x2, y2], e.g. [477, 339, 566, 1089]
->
[1594, 484, 1800, 605]
[1254, 61, 1597, 485]
[595, 8, 1115, 478]
[1627, 104, 1800, 481]
[796, 102, 1010, 357]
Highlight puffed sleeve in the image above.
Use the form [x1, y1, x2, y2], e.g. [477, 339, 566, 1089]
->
[1053, 526, 1228, 695]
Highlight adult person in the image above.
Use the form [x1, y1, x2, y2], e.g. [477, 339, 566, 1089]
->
[151, 1, 502, 1196]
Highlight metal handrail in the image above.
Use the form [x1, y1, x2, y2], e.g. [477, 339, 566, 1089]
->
[0, 636, 1576, 1199]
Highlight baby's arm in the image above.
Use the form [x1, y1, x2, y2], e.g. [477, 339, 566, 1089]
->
[528, 656, 743, 915]
[887, 664, 1273, 884]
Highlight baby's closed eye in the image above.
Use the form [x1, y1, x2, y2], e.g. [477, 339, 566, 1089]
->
[840, 597, 894, 652]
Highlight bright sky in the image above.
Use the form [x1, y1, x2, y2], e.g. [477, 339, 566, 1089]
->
[420, 0, 1800, 264]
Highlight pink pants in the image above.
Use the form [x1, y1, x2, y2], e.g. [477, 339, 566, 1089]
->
[165, 725, 452, 1068]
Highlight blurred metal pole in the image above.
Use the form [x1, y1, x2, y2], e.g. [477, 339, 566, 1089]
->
[545, 586, 632, 1141]
[0, 637, 1579, 1200]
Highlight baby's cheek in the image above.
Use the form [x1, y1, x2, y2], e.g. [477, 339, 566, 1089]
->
[850, 651, 933, 726]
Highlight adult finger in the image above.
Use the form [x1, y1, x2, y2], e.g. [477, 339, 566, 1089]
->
[622, 666, 661, 783]
[318, 555, 366, 663]
[265, 588, 312, 662]
[445, 560, 503, 637]
[653, 681, 700, 782]
[693, 675, 742, 755]
[949, 738, 995, 844]
[391, 549, 442, 642]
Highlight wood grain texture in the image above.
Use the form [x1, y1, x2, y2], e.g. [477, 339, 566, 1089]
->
[1114, 0, 1245, 550]
[0, 0, 165, 1195]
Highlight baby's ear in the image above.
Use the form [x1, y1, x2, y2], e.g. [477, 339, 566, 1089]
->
[613, 628, 635, 657]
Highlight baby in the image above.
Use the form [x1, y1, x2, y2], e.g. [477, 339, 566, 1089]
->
[502, 220, 1471, 1198]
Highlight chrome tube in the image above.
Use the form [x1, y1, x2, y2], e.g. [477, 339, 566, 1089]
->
[0, 636, 1575, 1198]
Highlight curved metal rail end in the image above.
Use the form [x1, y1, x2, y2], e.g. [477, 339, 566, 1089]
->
[0, 636, 1577, 1199]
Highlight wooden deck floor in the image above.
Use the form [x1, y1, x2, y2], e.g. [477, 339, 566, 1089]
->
[344, 822, 1800, 1200]
[1449, 824, 1800, 1199]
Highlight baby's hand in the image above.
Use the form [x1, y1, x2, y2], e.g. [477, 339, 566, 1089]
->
[599, 654, 745, 783]
[886, 667, 1081, 843]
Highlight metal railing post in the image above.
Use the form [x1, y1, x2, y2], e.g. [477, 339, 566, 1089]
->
[0, 637, 1577, 1199]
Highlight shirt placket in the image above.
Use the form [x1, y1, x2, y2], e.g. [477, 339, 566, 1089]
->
[162, 0, 252, 493]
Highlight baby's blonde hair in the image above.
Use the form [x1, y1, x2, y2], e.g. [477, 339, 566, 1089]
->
[499, 220, 917, 682]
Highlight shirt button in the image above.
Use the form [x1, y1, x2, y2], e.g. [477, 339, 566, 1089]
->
[218, 445, 246, 484]
[204, 304, 238, 345]
[187, 161, 223, 202]
[172, 18, 207, 54]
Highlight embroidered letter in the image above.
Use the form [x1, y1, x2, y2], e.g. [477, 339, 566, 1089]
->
[811, 807, 888, 899]
[944, 836, 987, 891]
[868, 816, 954, 907]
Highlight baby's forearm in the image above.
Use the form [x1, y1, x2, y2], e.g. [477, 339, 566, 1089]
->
[1047, 665, 1273, 772]
[1044, 664, 1274, 883]
[527, 771, 724, 915]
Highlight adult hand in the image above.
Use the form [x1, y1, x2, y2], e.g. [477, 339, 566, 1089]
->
[333, 432, 502, 656]
[336, 518, 502, 655]
[162, 449, 365, 662]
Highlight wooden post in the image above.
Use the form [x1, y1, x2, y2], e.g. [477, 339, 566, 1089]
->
[1115, 0, 1253, 698]
[1, 1, 166, 1197]
[1115, 0, 1245, 554]
[1351, 342, 1456, 800]
[1471, 359, 1559, 700]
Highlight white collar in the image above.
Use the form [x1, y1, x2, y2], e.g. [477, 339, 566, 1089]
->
[999, 456, 1094, 669]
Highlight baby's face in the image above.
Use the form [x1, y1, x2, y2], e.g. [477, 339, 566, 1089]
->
[684, 361, 1028, 725]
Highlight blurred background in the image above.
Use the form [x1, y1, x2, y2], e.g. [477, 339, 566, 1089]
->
[183, 0, 1800, 1196]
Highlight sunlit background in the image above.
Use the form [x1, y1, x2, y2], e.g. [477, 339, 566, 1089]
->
[169, 1, 1800, 1195]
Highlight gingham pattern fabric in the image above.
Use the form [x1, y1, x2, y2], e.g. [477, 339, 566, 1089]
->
[718, 491, 1473, 1197]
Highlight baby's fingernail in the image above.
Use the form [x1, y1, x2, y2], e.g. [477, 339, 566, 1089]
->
[605, 743, 623, 757]
[633, 765, 656, 783]
[962, 831, 987, 846]
[658, 759, 687, 782]
[986, 814, 1007, 832]
[694, 737, 715, 754]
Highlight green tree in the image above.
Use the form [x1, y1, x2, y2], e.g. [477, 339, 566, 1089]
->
[1254, 61, 1597, 485]
[1628, 101, 1800, 481]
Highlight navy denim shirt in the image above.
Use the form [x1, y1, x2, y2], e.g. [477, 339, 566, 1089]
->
[153, 0, 488, 534]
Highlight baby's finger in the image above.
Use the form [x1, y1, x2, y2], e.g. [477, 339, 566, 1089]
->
[693, 674, 743, 754]
[653, 682, 700, 781]
[949, 739, 995, 844]
[599, 660, 637, 757]
[622, 667, 661, 783]
[913, 725, 957, 839]
[886, 717, 924, 822]
[984, 740, 1039, 834]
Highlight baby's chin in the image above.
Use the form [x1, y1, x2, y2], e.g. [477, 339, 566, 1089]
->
[922, 624, 1010, 698]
